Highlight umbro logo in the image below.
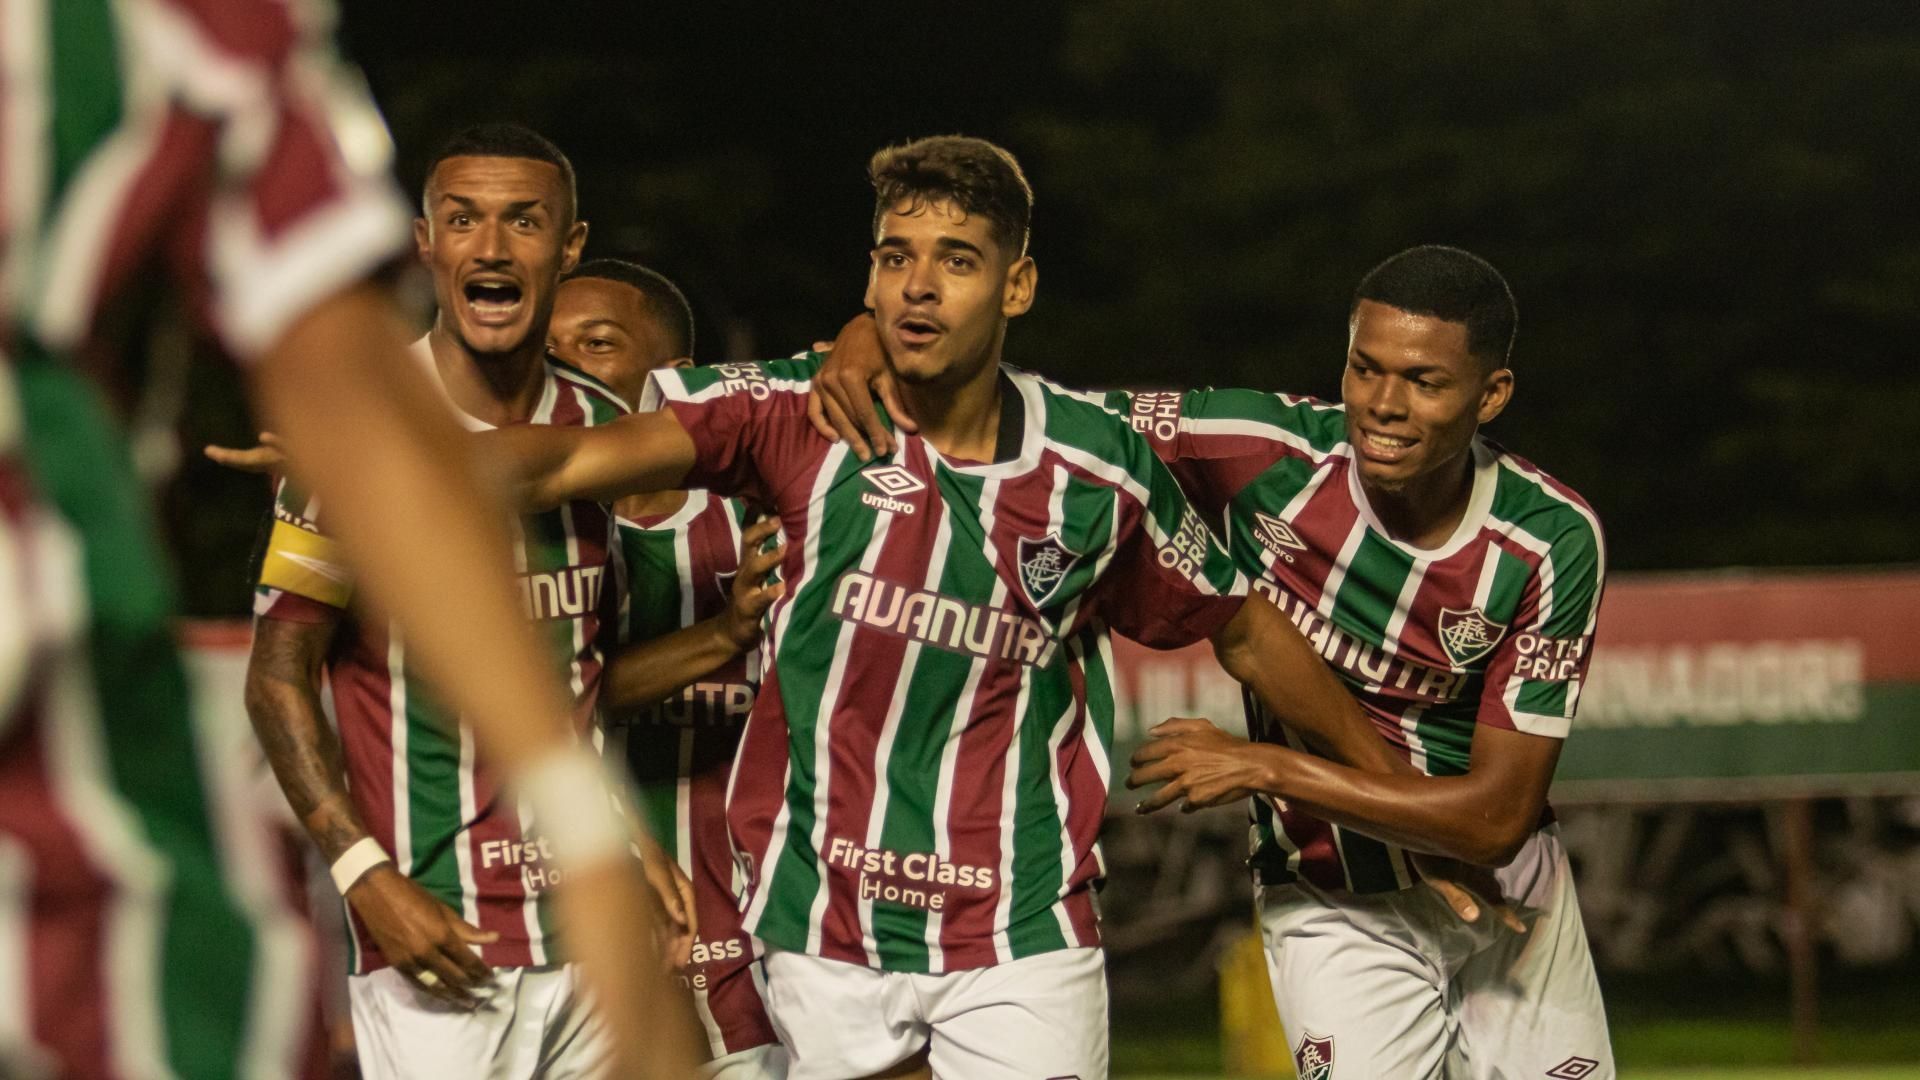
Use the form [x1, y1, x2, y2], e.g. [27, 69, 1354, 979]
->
[860, 465, 926, 515]
[1251, 511, 1307, 563]
[1545, 1057, 1600, 1080]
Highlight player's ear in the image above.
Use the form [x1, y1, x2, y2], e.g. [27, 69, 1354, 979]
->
[560, 219, 588, 276]
[863, 251, 880, 312]
[1002, 256, 1037, 318]
[413, 217, 431, 265]
[1477, 366, 1514, 425]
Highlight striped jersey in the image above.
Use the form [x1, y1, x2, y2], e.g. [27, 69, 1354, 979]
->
[256, 340, 627, 973]
[1116, 389, 1606, 894]
[2, 0, 408, 1075]
[606, 491, 776, 1059]
[643, 355, 1248, 973]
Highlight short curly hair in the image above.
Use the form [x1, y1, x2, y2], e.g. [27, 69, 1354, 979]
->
[869, 135, 1032, 258]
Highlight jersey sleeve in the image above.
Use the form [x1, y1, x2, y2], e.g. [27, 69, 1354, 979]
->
[1477, 516, 1607, 739]
[1092, 437, 1250, 649]
[255, 477, 353, 618]
[1110, 388, 1346, 520]
[638, 356, 829, 502]
[20, 0, 412, 362]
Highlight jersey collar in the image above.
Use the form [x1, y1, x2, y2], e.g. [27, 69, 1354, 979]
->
[1345, 436, 1498, 562]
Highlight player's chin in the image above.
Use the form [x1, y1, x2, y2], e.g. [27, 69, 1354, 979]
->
[456, 317, 537, 358]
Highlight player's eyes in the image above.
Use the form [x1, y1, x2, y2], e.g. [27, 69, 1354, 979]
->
[588, 338, 613, 349]
[882, 253, 908, 268]
[946, 256, 976, 272]
[450, 213, 472, 227]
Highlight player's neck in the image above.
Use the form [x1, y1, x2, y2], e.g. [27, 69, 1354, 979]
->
[428, 319, 549, 426]
[617, 490, 688, 522]
[1360, 452, 1475, 549]
[899, 361, 1003, 463]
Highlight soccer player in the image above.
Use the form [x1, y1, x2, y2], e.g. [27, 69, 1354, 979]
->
[815, 246, 1612, 1076]
[0, 6, 690, 1080]
[548, 259, 791, 1079]
[480, 136, 1423, 1080]
[244, 129, 691, 1078]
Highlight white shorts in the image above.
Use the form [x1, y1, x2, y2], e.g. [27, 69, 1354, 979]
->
[347, 964, 607, 1080]
[762, 947, 1108, 1080]
[705, 1042, 788, 1079]
[1258, 826, 1612, 1080]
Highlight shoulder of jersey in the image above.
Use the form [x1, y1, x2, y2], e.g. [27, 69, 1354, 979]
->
[1189, 386, 1350, 457]
[1481, 438, 1605, 555]
[1016, 368, 1150, 464]
[547, 359, 631, 416]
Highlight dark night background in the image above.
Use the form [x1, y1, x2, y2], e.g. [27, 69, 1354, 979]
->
[172, 0, 1920, 613]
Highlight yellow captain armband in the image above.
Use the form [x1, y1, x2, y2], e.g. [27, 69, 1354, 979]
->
[258, 519, 354, 609]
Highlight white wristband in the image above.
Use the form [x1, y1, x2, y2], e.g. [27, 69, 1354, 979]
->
[330, 837, 392, 895]
[516, 748, 631, 872]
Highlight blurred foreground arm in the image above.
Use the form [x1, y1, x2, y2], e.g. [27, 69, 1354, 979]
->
[255, 281, 702, 1078]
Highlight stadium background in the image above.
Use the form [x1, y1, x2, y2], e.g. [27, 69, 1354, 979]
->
[147, 2, 1920, 1076]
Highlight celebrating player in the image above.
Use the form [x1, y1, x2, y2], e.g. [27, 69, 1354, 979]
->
[815, 245, 1612, 1076]
[244, 129, 699, 1078]
[478, 135, 1425, 1080]
[0, 6, 689, 1079]
[548, 258, 793, 1079]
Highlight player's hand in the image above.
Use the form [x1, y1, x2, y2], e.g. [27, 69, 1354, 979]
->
[1127, 717, 1262, 813]
[203, 431, 288, 474]
[346, 864, 500, 1007]
[724, 516, 787, 650]
[634, 831, 697, 969]
[1411, 853, 1530, 936]
[805, 312, 914, 461]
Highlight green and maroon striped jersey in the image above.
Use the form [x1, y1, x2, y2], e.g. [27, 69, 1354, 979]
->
[256, 342, 627, 973]
[1114, 388, 1606, 894]
[642, 355, 1249, 973]
[605, 491, 776, 1058]
[3, 0, 410, 1074]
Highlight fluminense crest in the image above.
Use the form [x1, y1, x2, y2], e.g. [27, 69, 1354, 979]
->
[1437, 605, 1508, 666]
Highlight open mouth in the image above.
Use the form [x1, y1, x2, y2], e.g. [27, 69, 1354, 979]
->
[895, 314, 944, 346]
[463, 280, 524, 324]
[1357, 429, 1419, 462]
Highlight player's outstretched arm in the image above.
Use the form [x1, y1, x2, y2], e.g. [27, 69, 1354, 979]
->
[1142, 719, 1561, 869]
[1132, 589, 1562, 870]
[255, 281, 703, 1078]
[245, 614, 503, 1007]
[1209, 595, 1410, 776]
[603, 515, 785, 710]
[484, 407, 699, 510]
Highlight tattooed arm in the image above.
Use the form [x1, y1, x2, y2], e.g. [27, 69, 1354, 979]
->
[245, 614, 500, 1005]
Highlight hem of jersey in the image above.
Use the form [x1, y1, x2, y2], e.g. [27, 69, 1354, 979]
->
[750, 920, 1088, 974]
[1508, 710, 1572, 738]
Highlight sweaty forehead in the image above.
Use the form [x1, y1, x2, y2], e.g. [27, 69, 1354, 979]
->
[426, 156, 567, 209]
[1349, 300, 1475, 368]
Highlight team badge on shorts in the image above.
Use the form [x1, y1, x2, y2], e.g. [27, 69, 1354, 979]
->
[1293, 1031, 1335, 1080]
[1017, 533, 1080, 608]
[1437, 606, 1508, 666]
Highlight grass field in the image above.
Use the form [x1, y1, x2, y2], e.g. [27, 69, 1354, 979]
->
[1110, 966, 1920, 1079]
